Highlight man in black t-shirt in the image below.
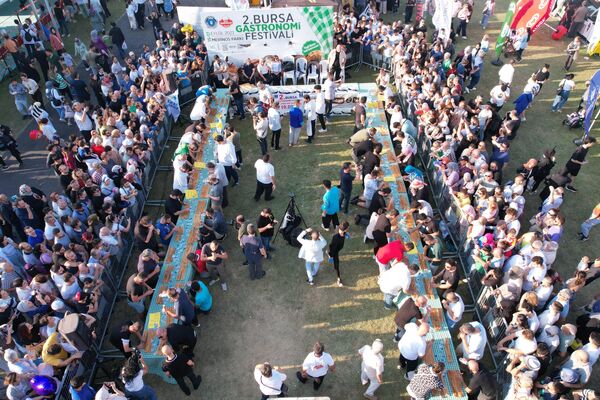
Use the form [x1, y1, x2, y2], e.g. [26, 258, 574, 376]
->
[465, 360, 496, 400]
[534, 64, 551, 89]
[161, 345, 202, 395]
[362, 143, 382, 178]
[565, 136, 597, 192]
[165, 189, 187, 223]
[157, 323, 197, 358]
[226, 78, 245, 120]
[368, 187, 391, 215]
[109, 320, 143, 357]
[372, 209, 399, 255]
[394, 294, 428, 341]
[256, 208, 277, 254]
[432, 260, 460, 297]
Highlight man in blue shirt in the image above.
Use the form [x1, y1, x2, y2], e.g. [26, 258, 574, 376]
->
[321, 179, 340, 231]
[69, 376, 97, 400]
[163, 288, 196, 326]
[339, 162, 355, 214]
[155, 214, 177, 245]
[289, 99, 303, 146]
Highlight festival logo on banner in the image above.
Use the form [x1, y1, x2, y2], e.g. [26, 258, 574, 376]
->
[510, 0, 556, 33]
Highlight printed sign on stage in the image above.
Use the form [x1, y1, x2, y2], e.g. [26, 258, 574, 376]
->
[177, 6, 334, 65]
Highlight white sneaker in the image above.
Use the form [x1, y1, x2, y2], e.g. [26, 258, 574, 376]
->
[221, 282, 228, 291]
[319, 129, 327, 133]
[337, 279, 343, 287]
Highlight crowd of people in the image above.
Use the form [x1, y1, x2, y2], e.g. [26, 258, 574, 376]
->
[1, 0, 599, 398]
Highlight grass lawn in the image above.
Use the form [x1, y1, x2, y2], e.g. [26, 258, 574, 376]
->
[99, 1, 600, 398]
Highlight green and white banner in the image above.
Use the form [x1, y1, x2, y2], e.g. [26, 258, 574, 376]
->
[178, 6, 334, 65]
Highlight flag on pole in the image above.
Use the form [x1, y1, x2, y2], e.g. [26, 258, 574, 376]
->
[510, 0, 556, 34]
[495, 1, 517, 57]
[584, 69, 600, 138]
[166, 90, 181, 121]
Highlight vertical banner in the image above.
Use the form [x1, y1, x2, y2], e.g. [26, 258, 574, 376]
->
[510, 0, 556, 34]
[177, 6, 334, 65]
[587, 10, 600, 55]
[495, 1, 517, 57]
[166, 90, 181, 121]
[584, 70, 600, 137]
[432, 0, 452, 37]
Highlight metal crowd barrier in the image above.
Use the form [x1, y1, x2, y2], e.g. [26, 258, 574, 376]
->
[395, 90, 507, 383]
[50, 112, 176, 398]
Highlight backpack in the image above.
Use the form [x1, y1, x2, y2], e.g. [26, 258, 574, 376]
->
[24, 29, 33, 42]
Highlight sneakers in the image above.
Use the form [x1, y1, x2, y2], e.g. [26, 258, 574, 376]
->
[221, 282, 228, 291]
[565, 185, 578, 192]
[321, 224, 330, 231]
[337, 278, 343, 287]
[0, 165, 8, 170]
[306, 279, 314, 286]
[363, 393, 378, 400]
[319, 129, 327, 133]
[393, 335, 400, 343]
[579, 233, 589, 241]
[208, 278, 220, 286]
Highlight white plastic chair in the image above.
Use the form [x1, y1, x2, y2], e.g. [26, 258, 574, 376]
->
[295, 57, 307, 85]
[307, 62, 319, 84]
[282, 55, 296, 85]
[319, 59, 329, 84]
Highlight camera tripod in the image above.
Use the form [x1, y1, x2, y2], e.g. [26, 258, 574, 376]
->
[273, 193, 307, 242]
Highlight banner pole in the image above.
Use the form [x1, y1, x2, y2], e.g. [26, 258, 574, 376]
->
[574, 105, 600, 145]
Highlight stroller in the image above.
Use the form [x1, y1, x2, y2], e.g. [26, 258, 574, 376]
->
[563, 108, 585, 129]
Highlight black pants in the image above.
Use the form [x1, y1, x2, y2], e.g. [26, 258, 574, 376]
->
[224, 165, 238, 185]
[456, 19, 468, 37]
[331, 254, 341, 279]
[404, 6, 413, 23]
[31, 89, 44, 105]
[271, 129, 281, 148]
[135, 5, 145, 28]
[331, 67, 342, 81]
[399, 354, 418, 374]
[340, 189, 351, 214]
[257, 137, 267, 155]
[174, 372, 201, 395]
[235, 150, 243, 166]
[308, 120, 316, 141]
[325, 99, 333, 117]
[317, 113, 326, 130]
[254, 180, 273, 201]
[322, 213, 339, 229]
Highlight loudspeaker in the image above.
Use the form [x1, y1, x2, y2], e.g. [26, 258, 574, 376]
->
[58, 313, 93, 351]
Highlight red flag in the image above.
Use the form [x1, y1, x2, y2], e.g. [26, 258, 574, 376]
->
[511, 0, 557, 34]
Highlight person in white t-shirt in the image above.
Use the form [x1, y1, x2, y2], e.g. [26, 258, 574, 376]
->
[296, 341, 335, 391]
[322, 72, 339, 118]
[267, 101, 282, 150]
[257, 81, 273, 106]
[457, 321, 488, 361]
[442, 291, 465, 329]
[498, 60, 515, 85]
[253, 154, 276, 201]
[303, 94, 317, 143]
[582, 332, 600, 367]
[358, 339, 384, 400]
[490, 83, 510, 110]
[398, 322, 429, 379]
[313, 84, 327, 132]
[254, 362, 287, 399]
